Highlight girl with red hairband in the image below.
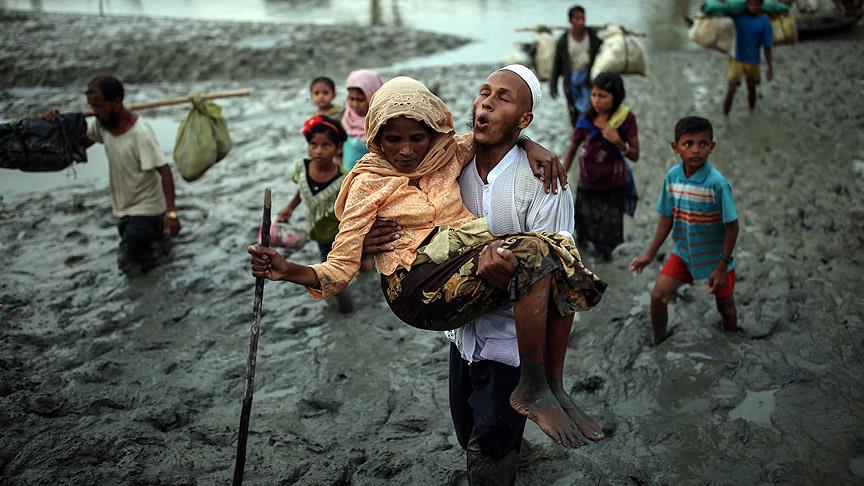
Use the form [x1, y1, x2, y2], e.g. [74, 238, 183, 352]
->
[266, 114, 353, 312]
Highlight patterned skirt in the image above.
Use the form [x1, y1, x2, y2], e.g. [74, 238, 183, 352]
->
[381, 233, 607, 332]
[575, 186, 627, 254]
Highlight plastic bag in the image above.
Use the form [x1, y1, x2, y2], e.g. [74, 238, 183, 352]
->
[533, 31, 556, 81]
[771, 14, 798, 44]
[0, 112, 88, 172]
[701, 0, 791, 16]
[173, 96, 232, 182]
[590, 25, 649, 80]
[259, 222, 307, 249]
[688, 15, 735, 55]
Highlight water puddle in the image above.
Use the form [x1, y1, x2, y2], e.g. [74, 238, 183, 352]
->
[728, 389, 778, 432]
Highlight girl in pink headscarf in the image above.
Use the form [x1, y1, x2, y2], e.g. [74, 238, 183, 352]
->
[341, 69, 385, 171]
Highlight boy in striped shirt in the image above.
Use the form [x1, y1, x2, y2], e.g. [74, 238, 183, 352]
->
[630, 117, 739, 345]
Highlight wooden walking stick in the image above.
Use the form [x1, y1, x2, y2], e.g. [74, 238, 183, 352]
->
[232, 187, 271, 486]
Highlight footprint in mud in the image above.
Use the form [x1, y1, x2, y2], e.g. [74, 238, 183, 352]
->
[88, 398, 126, 413]
[23, 393, 68, 418]
[64, 230, 89, 244]
[296, 396, 341, 418]
[139, 405, 193, 432]
[571, 375, 606, 394]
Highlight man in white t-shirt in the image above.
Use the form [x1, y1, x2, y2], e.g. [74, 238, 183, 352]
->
[44, 76, 181, 273]
[365, 66, 605, 484]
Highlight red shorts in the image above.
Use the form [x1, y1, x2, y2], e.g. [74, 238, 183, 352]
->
[661, 253, 735, 299]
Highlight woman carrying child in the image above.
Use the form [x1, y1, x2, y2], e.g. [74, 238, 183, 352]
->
[269, 115, 353, 312]
[563, 72, 640, 260]
[249, 76, 606, 448]
[341, 69, 384, 172]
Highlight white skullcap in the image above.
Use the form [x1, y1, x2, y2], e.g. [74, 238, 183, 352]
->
[497, 64, 542, 111]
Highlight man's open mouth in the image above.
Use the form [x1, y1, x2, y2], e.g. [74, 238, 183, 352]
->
[475, 112, 490, 130]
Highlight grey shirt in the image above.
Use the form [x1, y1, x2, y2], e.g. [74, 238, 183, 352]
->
[87, 116, 167, 217]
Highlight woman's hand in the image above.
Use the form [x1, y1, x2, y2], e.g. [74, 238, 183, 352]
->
[248, 245, 320, 287]
[522, 138, 568, 194]
[248, 245, 290, 281]
[596, 119, 625, 150]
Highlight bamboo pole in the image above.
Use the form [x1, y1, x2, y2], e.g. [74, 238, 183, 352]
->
[514, 25, 646, 36]
[232, 188, 271, 486]
[82, 89, 251, 117]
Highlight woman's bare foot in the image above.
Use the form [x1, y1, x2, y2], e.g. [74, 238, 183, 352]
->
[551, 387, 605, 442]
[510, 386, 586, 448]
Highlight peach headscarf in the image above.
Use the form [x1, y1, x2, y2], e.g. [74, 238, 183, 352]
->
[341, 69, 385, 140]
[334, 76, 458, 219]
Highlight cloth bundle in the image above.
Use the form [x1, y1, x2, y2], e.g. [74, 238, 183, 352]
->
[771, 14, 798, 44]
[590, 25, 649, 80]
[533, 30, 556, 81]
[688, 15, 735, 55]
[0, 112, 88, 172]
[173, 95, 232, 182]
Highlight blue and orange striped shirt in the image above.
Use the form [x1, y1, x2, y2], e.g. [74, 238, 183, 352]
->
[656, 162, 737, 280]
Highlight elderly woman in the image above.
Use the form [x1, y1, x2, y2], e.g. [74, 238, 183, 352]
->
[248, 76, 606, 448]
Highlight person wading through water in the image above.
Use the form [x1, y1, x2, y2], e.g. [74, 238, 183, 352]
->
[41, 75, 181, 274]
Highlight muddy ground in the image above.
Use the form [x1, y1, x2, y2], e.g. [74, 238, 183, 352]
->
[2, 11, 864, 486]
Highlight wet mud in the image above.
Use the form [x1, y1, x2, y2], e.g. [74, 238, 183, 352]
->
[0, 11, 468, 88]
[2, 11, 864, 486]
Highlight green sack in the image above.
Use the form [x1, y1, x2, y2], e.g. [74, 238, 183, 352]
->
[173, 95, 232, 182]
[701, 0, 790, 16]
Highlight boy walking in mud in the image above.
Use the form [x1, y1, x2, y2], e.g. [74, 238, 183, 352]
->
[723, 0, 774, 114]
[630, 117, 738, 345]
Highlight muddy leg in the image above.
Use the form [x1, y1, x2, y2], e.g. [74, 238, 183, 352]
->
[511, 274, 582, 448]
[747, 82, 757, 111]
[545, 306, 603, 443]
[716, 294, 737, 332]
[723, 81, 737, 116]
[650, 275, 683, 346]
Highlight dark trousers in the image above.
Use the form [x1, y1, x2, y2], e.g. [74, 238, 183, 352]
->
[117, 215, 166, 269]
[449, 344, 526, 485]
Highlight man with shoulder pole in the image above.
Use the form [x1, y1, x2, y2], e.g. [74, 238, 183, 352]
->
[42, 75, 181, 274]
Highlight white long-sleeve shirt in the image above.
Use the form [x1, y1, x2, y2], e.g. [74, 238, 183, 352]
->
[446, 145, 575, 367]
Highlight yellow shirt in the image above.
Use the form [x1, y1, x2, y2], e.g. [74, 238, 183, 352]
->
[308, 134, 474, 299]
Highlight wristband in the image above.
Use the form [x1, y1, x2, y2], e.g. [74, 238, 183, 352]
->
[166, 211, 178, 220]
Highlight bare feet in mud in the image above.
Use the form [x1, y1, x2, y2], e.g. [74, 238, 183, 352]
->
[653, 326, 675, 346]
[510, 386, 586, 448]
[551, 387, 605, 442]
